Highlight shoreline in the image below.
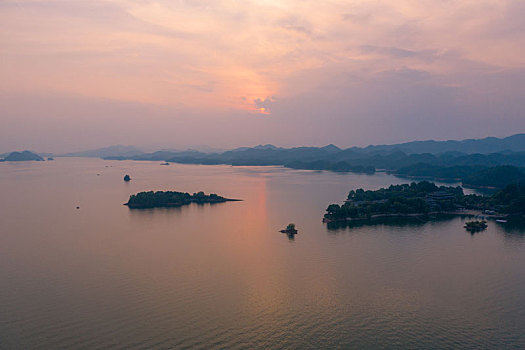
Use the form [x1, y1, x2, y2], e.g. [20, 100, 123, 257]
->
[125, 198, 242, 209]
[390, 173, 500, 190]
[322, 210, 510, 223]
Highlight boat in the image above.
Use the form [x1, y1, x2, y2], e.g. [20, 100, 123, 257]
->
[496, 219, 508, 223]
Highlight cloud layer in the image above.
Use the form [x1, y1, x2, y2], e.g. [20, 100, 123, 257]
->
[1, 0, 524, 151]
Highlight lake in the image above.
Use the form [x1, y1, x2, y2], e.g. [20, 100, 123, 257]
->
[1, 158, 524, 349]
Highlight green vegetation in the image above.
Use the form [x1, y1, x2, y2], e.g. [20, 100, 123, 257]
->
[394, 164, 481, 180]
[488, 184, 525, 215]
[394, 164, 525, 189]
[462, 166, 525, 188]
[325, 182, 458, 220]
[123, 174, 131, 182]
[324, 181, 525, 222]
[125, 191, 239, 209]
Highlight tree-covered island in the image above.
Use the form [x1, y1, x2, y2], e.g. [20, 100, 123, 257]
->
[324, 181, 525, 222]
[125, 191, 240, 209]
[464, 220, 488, 233]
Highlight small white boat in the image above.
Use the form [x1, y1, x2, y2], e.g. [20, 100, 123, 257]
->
[496, 219, 507, 223]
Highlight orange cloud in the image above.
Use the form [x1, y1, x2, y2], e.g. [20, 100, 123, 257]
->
[1, 0, 524, 114]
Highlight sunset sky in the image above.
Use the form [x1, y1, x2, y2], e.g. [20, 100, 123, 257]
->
[1, 0, 525, 152]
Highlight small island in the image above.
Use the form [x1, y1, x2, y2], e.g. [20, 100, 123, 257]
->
[280, 223, 298, 234]
[124, 174, 131, 182]
[464, 220, 487, 233]
[125, 190, 241, 209]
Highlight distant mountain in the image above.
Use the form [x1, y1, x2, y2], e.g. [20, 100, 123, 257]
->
[230, 144, 281, 152]
[2, 151, 44, 161]
[93, 134, 525, 187]
[185, 145, 225, 153]
[320, 144, 341, 153]
[61, 145, 142, 158]
[110, 149, 207, 161]
[363, 134, 525, 154]
[104, 134, 525, 170]
[253, 144, 280, 150]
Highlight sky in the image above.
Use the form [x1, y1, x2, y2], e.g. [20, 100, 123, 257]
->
[1, 0, 525, 152]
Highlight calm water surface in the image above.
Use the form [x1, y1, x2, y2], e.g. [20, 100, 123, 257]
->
[1, 158, 524, 349]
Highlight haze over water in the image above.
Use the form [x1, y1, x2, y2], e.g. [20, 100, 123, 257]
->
[1, 158, 524, 349]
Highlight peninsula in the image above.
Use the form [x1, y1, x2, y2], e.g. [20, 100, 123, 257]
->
[324, 181, 525, 223]
[125, 191, 240, 209]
